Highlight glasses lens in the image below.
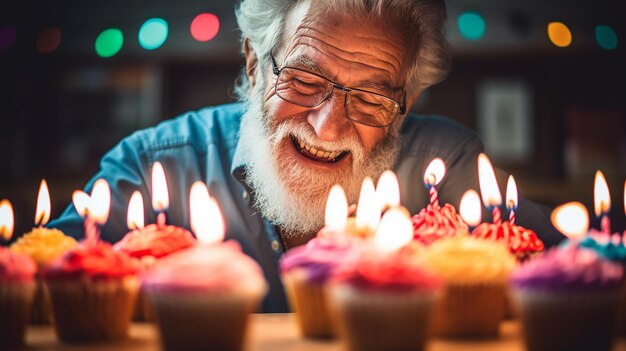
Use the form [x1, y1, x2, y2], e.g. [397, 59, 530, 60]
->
[346, 90, 399, 127]
[275, 68, 332, 107]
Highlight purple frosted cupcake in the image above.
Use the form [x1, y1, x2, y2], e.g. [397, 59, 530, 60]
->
[511, 244, 623, 351]
[280, 236, 363, 338]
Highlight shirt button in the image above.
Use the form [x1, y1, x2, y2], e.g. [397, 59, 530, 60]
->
[271, 240, 281, 252]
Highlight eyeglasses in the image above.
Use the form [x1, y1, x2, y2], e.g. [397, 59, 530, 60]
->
[270, 54, 406, 128]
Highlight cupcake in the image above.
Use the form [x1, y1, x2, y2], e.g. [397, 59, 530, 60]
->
[327, 247, 442, 351]
[10, 228, 77, 324]
[142, 241, 267, 351]
[113, 224, 196, 321]
[511, 245, 622, 351]
[473, 221, 544, 262]
[0, 247, 37, 348]
[419, 234, 516, 338]
[42, 241, 140, 342]
[411, 203, 468, 245]
[280, 235, 362, 338]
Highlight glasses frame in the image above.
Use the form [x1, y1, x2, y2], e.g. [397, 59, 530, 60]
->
[270, 53, 406, 128]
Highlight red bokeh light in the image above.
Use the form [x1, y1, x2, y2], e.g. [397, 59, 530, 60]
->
[190, 13, 220, 42]
[36, 27, 62, 54]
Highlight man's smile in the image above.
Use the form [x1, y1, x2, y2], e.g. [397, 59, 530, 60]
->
[290, 134, 349, 163]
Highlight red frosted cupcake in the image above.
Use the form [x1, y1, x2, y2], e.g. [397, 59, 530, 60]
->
[0, 247, 37, 348]
[411, 203, 468, 245]
[473, 221, 544, 262]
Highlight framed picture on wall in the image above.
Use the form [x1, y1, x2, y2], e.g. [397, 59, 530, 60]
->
[477, 79, 533, 163]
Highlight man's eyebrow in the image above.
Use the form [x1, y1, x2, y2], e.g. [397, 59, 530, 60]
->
[285, 55, 330, 76]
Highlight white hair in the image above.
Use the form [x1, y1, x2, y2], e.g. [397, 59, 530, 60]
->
[234, 0, 451, 101]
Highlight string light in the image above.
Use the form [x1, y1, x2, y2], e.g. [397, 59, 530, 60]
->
[190, 13, 220, 42]
[458, 12, 486, 41]
[95, 28, 124, 58]
[138, 18, 168, 50]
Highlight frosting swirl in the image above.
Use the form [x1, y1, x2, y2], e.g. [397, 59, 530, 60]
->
[511, 245, 623, 291]
[411, 203, 468, 245]
[577, 230, 626, 262]
[331, 248, 441, 292]
[280, 236, 363, 284]
[42, 241, 139, 280]
[142, 240, 267, 294]
[11, 228, 77, 266]
[419, 235, 516, 284]
[113, 224, 196, 259]
[0, 247, 37, 282]
[472, 221, 544, 261]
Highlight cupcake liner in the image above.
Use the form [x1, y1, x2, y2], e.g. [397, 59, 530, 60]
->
[283, 271, 335, 338]
[431, 282, 507, 338]
[328, 285, 436, 351]
[513, 288, 619, 351]
[29, 274, 52, 325]
[147, 288, 264, 351]
[132, 287, 155, 322]
[616, 276, 626, 337]
[45, 276, 139, 342]
[0, 282, 36, 349]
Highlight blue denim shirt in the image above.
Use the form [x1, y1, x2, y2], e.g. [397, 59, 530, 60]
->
[48, 102, 563, 312]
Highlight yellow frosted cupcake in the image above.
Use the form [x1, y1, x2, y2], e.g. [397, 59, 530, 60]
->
[419, 234, 516, 338]
[11, 228, 77, 324]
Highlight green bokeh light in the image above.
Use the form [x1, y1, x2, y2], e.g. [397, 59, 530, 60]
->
[595, 25, 618, 50]
[95, 28, 123, 58]
[139, 18, 168, 50]
[458, 12, 486, 41]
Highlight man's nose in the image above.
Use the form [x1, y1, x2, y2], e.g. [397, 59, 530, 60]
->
[306, 93, 351, 142]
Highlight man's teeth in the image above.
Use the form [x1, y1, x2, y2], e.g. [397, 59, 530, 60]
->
[297, 139, 341, 160]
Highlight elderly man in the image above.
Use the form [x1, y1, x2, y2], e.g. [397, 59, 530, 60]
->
[49, 0, 563, 312]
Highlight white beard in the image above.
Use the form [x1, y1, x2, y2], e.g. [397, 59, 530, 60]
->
[238, 87, 401, 238]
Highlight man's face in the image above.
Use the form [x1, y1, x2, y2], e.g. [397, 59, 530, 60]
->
[240, 4, 408, 237]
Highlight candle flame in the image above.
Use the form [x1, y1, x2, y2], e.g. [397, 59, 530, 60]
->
[72, 190, 90, 218]
[356, 177, 381, 231]
[373, 206, 413, 252]
[0, 200, 14, 241]
[478, 153, 502, 208]
[35, 179, 51, 226]
[127, 191, 144, 230]
[89, 179, 111, 225]
[593, 170, 611, 217]
[623, 180, 625, 216]
[551, 202, 589, 239]
[460, 190, 482, 227]
[423, 158, 446, 186]
[151, 162, 170, 212]
[375, 170, 400, 209]
[325, 185, 348, 229]
[190, 181, 225, 244]
[505, 175, 518, 210]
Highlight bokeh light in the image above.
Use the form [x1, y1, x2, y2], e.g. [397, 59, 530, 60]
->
[0, 25, 17, 52]
[139, 18, 168, 50]
[190, 13, 220, 42]
[95, 28, 124, 58]
[36, 27, 62, 54]
[458, 12, 486, 41]
[595, 25, 617, 50]
[547, 22, 572, 48]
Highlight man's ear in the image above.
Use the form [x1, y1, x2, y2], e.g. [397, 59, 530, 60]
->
[243, 37, 258, 89]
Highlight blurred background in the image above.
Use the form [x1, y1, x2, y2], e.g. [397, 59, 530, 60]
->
[1, 0, 624, 238]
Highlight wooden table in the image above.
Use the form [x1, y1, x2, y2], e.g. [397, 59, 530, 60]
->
[23, 314, 626, 350]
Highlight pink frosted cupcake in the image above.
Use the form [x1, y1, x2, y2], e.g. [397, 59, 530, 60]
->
[42, 241, 140, 342]
[411, 203, 468, 245]
[0, 247, 37, 348]
[143, 241, 267, 351]
[511, 245, 622, 351]
[280, 235, 363, 338]
[328, 247, 441, 351]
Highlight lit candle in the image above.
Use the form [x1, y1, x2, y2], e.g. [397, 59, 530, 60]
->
[325, 185, 348, 231]
[35, 180, 51, 227]
[550, 202, 589, 240]
[72, 179, 111, 246]
[478, 153, 503, 226]
[423, 158, 446, 207]
[460, 190, 482, 231]
[127, 191, 145, 232]
[506, 175, 518, 225]
[373, 206, 413, 253]
[375, 170, 400, 212]
[355, 177, 381, 233]
[593, 170, 611, 235]
[190, 181, 225, 245]
[151, 162, 170, 227]
[0, 199, 14, 242]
